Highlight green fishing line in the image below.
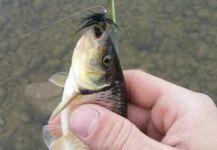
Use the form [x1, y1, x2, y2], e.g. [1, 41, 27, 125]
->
[111, 0, 116, 23]
[111, 0, 119, 53]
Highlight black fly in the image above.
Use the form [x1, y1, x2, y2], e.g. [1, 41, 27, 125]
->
[76, 12, 119, 33]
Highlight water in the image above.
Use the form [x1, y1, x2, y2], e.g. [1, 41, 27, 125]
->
[0, 0, 216, 149]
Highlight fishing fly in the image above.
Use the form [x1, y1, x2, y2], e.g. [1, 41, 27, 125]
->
[76, 12, 119, 33]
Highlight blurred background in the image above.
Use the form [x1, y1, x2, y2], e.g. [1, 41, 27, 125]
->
[0, 0, 216, 149]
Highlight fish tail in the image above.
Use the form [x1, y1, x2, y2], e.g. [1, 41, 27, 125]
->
[43, 125, 89, 150]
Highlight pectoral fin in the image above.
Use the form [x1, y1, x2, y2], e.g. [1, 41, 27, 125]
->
[49, 72, 68, 87]
[49, 92, 79, 122]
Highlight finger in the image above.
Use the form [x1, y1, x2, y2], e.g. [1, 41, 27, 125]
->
[49, 103, 151, 131]
[69, 104, 177, 150]
[49, 103, 151, 133]
[124, 70, 193, 109]
[128, 103, 164, 141]
[124, 70, 196, 134]
[124, 70, 161, 109]
[127, 103, 150, 132]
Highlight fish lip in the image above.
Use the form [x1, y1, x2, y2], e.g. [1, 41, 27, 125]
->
[96, 32, 106, 40]
[91, 28, 107, 41]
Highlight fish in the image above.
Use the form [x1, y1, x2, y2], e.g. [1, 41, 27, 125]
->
[43, 12, 127, 150]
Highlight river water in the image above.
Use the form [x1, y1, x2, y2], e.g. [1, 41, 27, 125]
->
[0, 0, 216, 149]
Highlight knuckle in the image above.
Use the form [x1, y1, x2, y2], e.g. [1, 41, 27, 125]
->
[192, 92, 216, 111]
[195, 92, 212, 101]
[194, 92, 214, 104]
[115, 123, 133, 150]
[101, 119, 133, 150]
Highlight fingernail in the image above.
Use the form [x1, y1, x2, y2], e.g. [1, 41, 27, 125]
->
[70, 106, 100, 137]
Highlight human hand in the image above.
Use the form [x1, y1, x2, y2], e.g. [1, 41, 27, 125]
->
[59, 70, 217, 150]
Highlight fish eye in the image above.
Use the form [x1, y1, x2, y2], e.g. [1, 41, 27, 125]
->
[102, 55, 112, 67]
[93, 25, 104, 39]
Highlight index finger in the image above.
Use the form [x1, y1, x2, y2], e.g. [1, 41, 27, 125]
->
[124, 70, 192, 109]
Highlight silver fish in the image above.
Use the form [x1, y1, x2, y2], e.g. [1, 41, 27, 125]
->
[43, 13, 127, 150]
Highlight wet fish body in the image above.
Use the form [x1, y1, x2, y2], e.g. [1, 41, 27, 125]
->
[43, 13, 127, 150]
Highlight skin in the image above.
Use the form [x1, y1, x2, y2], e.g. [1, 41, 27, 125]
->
[50, 70, 217, 150]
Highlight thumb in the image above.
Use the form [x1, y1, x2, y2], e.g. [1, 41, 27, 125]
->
[69, 104, 176, 150]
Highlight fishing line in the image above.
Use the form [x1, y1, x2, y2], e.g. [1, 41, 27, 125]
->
[111, 0, 117, 24]
[111, 0, 119, 53]
[0, 5, 107, 47]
